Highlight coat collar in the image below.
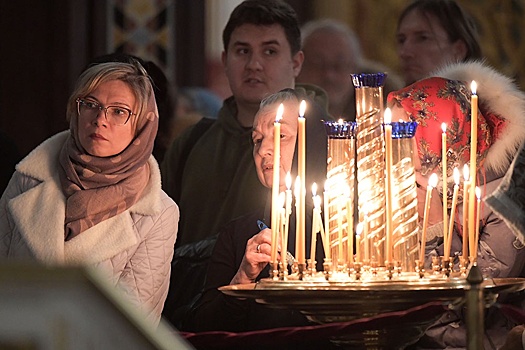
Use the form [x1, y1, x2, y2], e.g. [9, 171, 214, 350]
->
[11, 131, 163, 264]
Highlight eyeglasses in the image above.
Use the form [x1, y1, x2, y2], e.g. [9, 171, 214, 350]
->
[76, 98, 134, 126]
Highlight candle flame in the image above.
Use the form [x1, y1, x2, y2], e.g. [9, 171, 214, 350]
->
[463, 164, 470, 181]
[471, 81, 477, 95]
[355, 222, 363, 236]
[276, 103, 284, 122]
[475, 186, 481, 199]
[384, 108, 392, 124]
[299, 100, 306, 118]
[429, 173, 439, 188]
[441, 122, 447, 133]
[453, 167, 460, 185]
[312, 182, 317, 197]
[337, 118, 344, 124]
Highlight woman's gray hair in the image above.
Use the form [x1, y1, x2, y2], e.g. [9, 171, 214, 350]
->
[259, 88, 300, 111]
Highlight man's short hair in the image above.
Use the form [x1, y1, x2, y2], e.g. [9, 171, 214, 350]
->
[222, 0, 301, 56]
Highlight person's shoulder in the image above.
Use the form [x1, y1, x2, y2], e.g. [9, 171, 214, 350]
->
[358, 59, 404, 94]
[295, 83, 329, 112]
[16, 131, 69, 181]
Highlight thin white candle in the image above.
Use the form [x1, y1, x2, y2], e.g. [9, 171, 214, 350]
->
[419, 173, 438, 263]
[384, 108, 393, 263]
[323, 180, 331, 259]
[279, 192, 286, 269]
[284, 172, 292, 256]
[473, 187, 482, 262]
[297, 100, 307, 265]
[337, 195, 344, 263]
[355, 222, 363, 263]
[469, 81, 478, 262]
[315, 195, 327, 258]
[270, 104, 283, 266]
[294, 176, 301, 263]
[442, 123, 448, 253]
[444, 167, 460, 260]
[310, 183, 318, 263]
[364, 211, 370, 263]
[345, 185, 354, 266]
[462, 164, 470, 259]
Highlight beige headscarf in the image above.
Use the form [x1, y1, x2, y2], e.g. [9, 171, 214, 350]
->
[59, 87, 158, 240]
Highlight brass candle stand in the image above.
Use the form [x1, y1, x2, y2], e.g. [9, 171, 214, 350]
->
[221, 268, 525, 349]
[221, 73, 525, 348]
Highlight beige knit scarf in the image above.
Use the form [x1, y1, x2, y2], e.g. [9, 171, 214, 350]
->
[59, 90, 158, 240]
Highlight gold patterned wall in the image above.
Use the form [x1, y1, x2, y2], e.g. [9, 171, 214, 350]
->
[107, 0, 175, 79]
[311, 0, 525, 89]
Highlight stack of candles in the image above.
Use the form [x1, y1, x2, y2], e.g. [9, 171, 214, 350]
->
[423, 81, 481, 269]
[269, 100, 308, 278]
[268, 81, 481, 279]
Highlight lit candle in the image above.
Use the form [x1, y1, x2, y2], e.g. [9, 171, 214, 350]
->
[441, 123, 448, 252]
[473, 187, 482, 262]
[294, 176, 301, 263]
[270, 104, 283, 265]
[462, 164, 470, 259]
[316, 194, 327, 258]
[364, 209, 370, 263]
[310, 183, 319, 263]
[279, 192, 287, 269]
[419, 173, 438, 263]
[337, 195, 344, 263]
[284, 172, 292, 246]
[384, 108, 393, 263]
[323, 180, 331, 259]
[345, 185, 354, 266]
[297, 100, 307, 265]
[468, 81, 478, 262]
[444, 167, 460, 260]
[355, 222, 363, 263]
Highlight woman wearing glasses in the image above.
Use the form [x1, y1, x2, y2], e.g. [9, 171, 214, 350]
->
[0, 60, 179, 325]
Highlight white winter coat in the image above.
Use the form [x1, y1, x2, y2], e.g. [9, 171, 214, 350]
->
[0, 131, 179, 325]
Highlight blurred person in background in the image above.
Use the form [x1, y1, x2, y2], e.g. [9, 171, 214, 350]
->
[396, 0, 482, 85]
[297, 18, 403, 121]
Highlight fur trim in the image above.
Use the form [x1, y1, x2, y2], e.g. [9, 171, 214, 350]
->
[430, 61, 525, 174]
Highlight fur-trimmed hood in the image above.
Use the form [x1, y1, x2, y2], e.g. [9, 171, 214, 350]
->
[431, 60, 525, 174]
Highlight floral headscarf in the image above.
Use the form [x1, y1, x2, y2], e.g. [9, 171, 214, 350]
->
[387, 77, 507, 202]
[388, 77, 505, 177]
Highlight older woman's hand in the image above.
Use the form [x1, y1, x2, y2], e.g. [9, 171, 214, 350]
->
[230, 228, 276, 285]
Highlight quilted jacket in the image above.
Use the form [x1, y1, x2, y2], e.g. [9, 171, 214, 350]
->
[0, 131, 179, 325]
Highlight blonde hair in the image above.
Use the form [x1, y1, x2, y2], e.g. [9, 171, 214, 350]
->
[67, 60, 153, 135]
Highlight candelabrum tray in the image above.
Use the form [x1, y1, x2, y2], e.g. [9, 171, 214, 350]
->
[220, 275, 525, 349]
